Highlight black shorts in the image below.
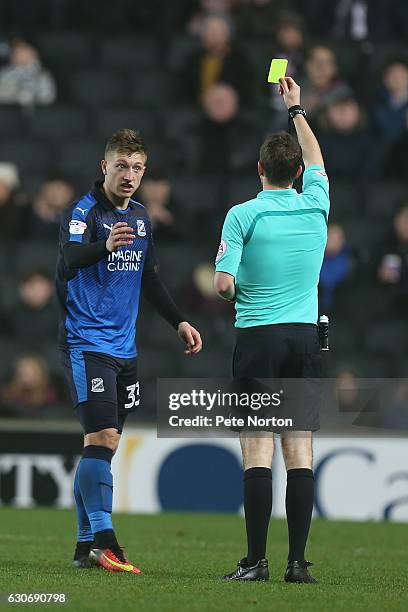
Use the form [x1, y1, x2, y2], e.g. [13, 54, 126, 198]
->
[232, 324, 323, 432]
[60, 349, 141, 434]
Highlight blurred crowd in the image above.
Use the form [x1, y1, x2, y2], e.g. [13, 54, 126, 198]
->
[0, 0, 407, 422]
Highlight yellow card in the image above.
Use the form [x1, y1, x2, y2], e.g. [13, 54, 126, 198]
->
[267, 58, 288, 83]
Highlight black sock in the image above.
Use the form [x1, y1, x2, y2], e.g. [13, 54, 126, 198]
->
[243, 467, 272, 566]
[285, 468, 314, 562]
[94, 528, 119, 551]
[74, 540, 93, 560]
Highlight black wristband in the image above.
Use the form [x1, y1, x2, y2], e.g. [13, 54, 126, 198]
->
[288, 105, 307, 119]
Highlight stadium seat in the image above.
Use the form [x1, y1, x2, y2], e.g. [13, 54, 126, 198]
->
[368, 42, 408, 74]
[180, 349, 231, 377]
[328, 351, 394, 377]
[0, 106, 27, 138]
[167, 35, 200, 71]
[15, 242, 58, 277]
[226, 175, 262, 209]
[341, 218, 387, 253]
[333, 284, 392, 325]
[364, 181, 407, 219]
[28, 106, 90, 141]
[131, 72, 172, 109]
[331, 41, 365, 81]
[163, 107, 200, 143]
[364, 320, 408, 357]
[0, 139, 50, 174]
[57, 138, 105, 182]
[96, 107, 158, 142]
[330, 320, 360, 353]
[170, 176, 222, 216]
[69, 70, 125, 106]
[101, 37, 159, 71]
[154, 244, 210, 292]
[36, 31, 95, 68]
[329, 180, 362, 220]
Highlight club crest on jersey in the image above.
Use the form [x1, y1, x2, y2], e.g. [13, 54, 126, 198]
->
[91, 378, 105, 393]
[69, 220, 87, 235]
[137, 220, 146, 236]
[215, 239, 227, 263]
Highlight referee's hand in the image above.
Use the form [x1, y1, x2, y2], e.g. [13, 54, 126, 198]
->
[279, 76, 301, 108]
[177, 322, 203, 355]
[106, 222, 136, 252]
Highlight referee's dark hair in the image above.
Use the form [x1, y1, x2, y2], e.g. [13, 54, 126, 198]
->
[105, 128, 147, 158]
[259, 132, 302, 187]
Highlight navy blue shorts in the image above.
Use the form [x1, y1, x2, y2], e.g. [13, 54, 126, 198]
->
[60, 349, 140, 434]
[231, 324, 323, 432]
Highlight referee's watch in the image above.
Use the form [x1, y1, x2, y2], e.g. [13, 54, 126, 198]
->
[288, 105, 307, 120]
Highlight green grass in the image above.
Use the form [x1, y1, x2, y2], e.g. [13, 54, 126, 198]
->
[0, 509, 407, 612]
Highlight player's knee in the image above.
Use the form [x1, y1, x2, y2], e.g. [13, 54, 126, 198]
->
[86, 428, 120, 452]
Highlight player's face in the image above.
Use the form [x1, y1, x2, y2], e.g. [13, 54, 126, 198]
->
[102, 152, 146, 199]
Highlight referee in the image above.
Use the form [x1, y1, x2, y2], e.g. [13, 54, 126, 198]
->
[214, 77, 329, 583]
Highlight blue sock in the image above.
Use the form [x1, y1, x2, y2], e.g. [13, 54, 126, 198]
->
[73, 466, 93, 542]
[76, 445, 114, 536]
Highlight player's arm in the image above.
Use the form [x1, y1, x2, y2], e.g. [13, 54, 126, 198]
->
[214, 208, 243, 301]
[279, 76, 324, 168]
[63, 222, 135, 269]
[142, 237, 202, 355]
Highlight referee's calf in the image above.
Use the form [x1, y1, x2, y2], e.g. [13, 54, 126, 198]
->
[214, 77, 330, 583]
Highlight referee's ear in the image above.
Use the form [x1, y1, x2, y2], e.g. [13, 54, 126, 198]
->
[258, 160, 264, 178]
[295, 165, 303, 180]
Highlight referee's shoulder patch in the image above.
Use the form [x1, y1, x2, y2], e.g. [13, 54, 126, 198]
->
[215, 239, 228, 263]
[314, 169, 329, 182]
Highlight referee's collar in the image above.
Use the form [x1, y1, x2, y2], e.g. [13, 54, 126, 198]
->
[257, 188, 297, 198]
[90, 180, 137, 211]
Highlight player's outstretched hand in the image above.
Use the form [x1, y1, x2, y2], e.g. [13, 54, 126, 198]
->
[279, 76, 301, 109]
[177, 322, 203, 356]
[106, 222, 136, 253]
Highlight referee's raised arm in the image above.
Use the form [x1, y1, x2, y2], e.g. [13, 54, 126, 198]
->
[279, 77, 324, 169]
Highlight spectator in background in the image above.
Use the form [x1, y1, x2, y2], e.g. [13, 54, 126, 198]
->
[179, 14, 252, 104]
[268, 13, 306, 129]
[187, 0, 234, 37]
[180, 83, 259, 175]
[316, 96, 378, 178]
[1, 269, 58, 348]
[320, 223, 352, 310]
[373, 58, 408, 145]
[0, 39, 56, 107]
[0, 354, 57, 418]
[233, 0, 288, 39]
[299, 45, 352, 119]
[139, 172, 187, 242]
[0, 162, 25, 240]
[178, 262, 232, 317]
[377, 201, 408, 314]
[29, 177, 75, 240]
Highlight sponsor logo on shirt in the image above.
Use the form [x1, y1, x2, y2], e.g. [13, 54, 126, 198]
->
[91, 378, 105, 393]
[215, 239, 228, 263]
[137, 220, 146, 236]
[103, 223, 113, 232]
[69, 220, 87, 235]
[107, 249, 144, 272]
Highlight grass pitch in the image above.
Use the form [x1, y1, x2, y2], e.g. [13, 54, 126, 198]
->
[0, 508, 407, 612]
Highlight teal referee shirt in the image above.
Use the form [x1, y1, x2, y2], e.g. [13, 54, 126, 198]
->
[215, 165, 330, 328]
